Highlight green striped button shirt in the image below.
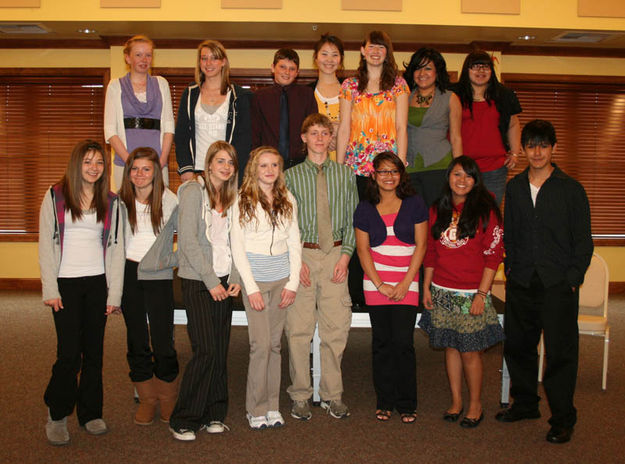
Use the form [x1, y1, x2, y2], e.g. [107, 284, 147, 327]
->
[285, 157, 358, 257]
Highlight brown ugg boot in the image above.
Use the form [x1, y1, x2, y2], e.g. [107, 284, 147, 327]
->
[133, 378, 158, 425]
[154, 376, 179, 423]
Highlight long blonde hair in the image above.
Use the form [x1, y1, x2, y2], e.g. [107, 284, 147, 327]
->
[195, 40, 231, 95]
[119, 147, 164, 235]
[238, 146, 293, 227]
[203, 141, 239, 216]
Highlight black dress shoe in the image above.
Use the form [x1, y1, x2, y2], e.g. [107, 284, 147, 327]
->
[546, 426, 573, 444]
[443, 408, 463, 422]
[460, 412, 484, 428]
[495, 407, 541, 422]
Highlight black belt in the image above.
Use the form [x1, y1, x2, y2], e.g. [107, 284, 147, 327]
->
[123, 117, 160, 130]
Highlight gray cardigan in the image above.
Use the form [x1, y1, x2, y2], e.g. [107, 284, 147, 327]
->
[38, 188, 126, 307]
[134, 188, 179, 280]
[176, 177, 240, 290]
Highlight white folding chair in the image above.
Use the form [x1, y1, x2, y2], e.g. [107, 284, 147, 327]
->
[538, 252, 610, 390]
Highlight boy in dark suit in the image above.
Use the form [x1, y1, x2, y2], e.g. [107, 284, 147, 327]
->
[251, 48, 317, 168]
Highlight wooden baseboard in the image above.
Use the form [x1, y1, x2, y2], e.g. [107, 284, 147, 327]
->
[610, 282, 625, 294]
[1, 278, 624, 294]
[0, 279, 41, 291]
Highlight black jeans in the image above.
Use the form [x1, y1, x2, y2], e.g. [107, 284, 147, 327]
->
[170, 277, 233, 430]
[504, 273, 579, 428]
[368, 305, 418, 413]
[348, 175, 369, 307]
[121, 260, 178, 383]
[44, 274, 107, 425]
[408, 169, 447, 208]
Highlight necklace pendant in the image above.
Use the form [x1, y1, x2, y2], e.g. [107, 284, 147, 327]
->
[416, 94, 433, 105]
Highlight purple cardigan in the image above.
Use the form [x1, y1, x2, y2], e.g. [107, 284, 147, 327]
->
[353, 194, 428, 246]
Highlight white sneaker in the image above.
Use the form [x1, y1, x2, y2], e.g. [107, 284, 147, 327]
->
[46, 411, 70, 446]
[84, 418, 108, 435]
[204, 421, 230, 434]
[266, 410, 285, 427]
[169, 426, 196, 441]
[246, 413, 268, 430]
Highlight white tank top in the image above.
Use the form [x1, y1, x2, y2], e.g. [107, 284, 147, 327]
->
[58, 210, 105, 277]
[126, 200, 158, 262]
[194, 91, 230, 171]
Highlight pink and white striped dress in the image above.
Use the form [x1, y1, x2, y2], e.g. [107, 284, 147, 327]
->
[364, 212, 419, 306]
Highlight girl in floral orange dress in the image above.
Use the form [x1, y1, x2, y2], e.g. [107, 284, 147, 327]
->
[336, 30, 409, 196]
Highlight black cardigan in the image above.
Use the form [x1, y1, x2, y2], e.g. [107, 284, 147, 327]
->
[175, 83, 252, 175]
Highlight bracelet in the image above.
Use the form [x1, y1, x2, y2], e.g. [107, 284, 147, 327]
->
[375, 282, 384, 290]
[477, 290, 488, 297]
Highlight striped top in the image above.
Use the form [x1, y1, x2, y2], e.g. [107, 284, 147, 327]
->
[246, 251, 290, 282]
[364, 212, 419, 307]
[285, 158, 358, 257]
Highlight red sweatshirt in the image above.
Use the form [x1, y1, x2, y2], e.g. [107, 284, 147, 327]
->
[424, 203, 503, 290]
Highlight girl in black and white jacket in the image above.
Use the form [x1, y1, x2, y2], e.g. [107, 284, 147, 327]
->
[175, 40, 252, 181]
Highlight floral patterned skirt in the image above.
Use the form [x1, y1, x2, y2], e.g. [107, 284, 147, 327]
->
[419, 284, 504, 352]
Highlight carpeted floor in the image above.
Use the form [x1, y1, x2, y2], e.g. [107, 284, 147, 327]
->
[1, 290, 623, 464]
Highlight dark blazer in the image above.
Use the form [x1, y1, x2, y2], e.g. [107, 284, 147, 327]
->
[504, 164, 593, 288]
[175, 83, 252, 175]
[251, 83, 317, 162]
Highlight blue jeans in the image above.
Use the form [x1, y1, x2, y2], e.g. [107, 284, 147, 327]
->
[481, 166, 508, 206]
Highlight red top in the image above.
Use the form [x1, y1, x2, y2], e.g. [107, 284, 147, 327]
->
[461, 101, 507, 172]
[424, 203, 504, 290]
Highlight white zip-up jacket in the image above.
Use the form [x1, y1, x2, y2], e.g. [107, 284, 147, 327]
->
[230, 192, 301, 295]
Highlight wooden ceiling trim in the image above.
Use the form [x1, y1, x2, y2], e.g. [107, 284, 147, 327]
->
[2, 38, 625, 59]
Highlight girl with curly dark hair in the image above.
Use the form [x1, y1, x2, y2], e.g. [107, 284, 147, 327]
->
[403, 47, 462, 206]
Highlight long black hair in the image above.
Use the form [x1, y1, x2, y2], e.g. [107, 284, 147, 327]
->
[431, 155, 501, 240]
[365, 151, 415, 205]
[453, 50, 502, 115]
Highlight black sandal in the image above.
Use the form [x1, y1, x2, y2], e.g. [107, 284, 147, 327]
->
[401, 412, 417, 424]
[375, 410, 392, 422]
[443, 408, 464, 422]
[460, 412, 484, 428]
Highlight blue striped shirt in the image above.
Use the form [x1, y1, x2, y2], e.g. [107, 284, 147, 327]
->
[247, 251, 290, 282]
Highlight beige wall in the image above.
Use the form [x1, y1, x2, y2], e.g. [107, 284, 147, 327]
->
[2, 0, 625, 31]
[2, 0, 625, 282]
[2, 45, 625, 281]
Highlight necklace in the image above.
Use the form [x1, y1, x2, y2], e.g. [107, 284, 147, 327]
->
[415, 93, 433, 105]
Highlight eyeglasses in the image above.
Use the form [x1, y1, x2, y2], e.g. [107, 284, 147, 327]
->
[469, 64, 491, 72]
[375, 169, 400, 177]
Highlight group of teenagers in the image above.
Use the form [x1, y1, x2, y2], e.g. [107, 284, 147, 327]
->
[39, 30, 593, 447]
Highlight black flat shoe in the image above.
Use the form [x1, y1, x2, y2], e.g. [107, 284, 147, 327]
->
[443, 408, 463, 422]
[495, 407, 541, 423]
[460, 412, 484, 428]
[546, 426, 573, 444]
